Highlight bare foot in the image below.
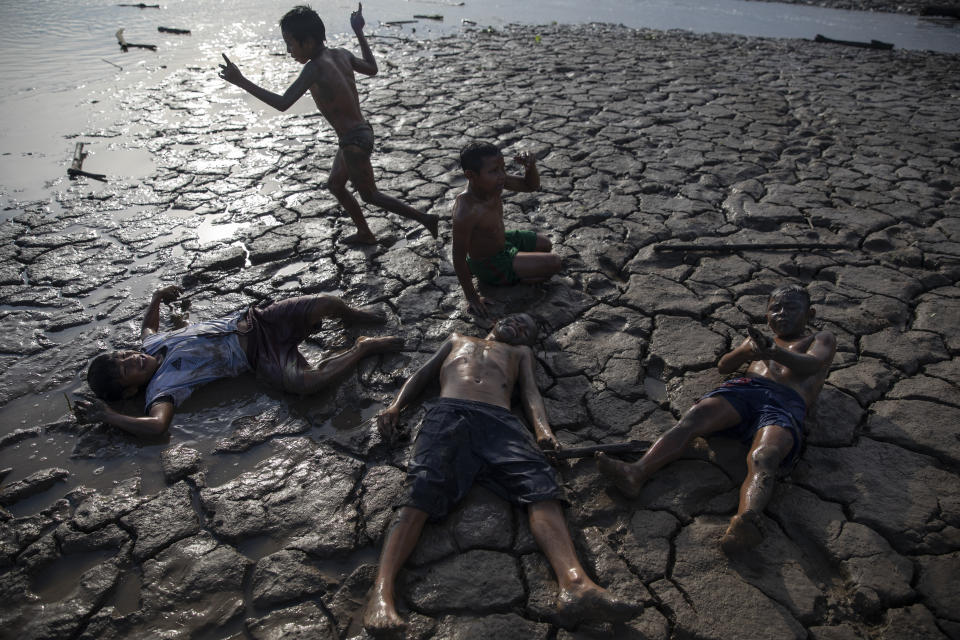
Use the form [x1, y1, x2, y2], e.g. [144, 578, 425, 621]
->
[344, 231, 378, 245]
[351, 305, 388, 325]
[555, 584, 641, 629]
[422, 213, 439, 239]
[596, 452, 645, 499]
[720, 511, 764, 555]
[357, 336, 404, 355]
[363, 591, 407, 638]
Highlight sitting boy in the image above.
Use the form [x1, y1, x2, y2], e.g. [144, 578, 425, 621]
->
[598, 285, 837, 553]
[452, 142, 562, 317]
[363, 314, 640, 635]
[219, 4, 438, 245]
[75, 285, 400, 436]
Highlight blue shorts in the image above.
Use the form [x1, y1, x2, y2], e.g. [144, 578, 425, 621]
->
[700, 377, 807, 469]
[402, 397, 565, 520]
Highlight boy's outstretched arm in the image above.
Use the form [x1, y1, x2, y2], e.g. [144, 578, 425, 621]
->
[219, 54, 315, 112]
[74, 398, 174, 437]
[504, 152, 540, 192]
[349, 3, 378, 76]
[375, 337, 454, 440]
[518, 347, 558, 451]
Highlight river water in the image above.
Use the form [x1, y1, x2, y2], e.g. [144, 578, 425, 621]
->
[1, 0, 958, 204]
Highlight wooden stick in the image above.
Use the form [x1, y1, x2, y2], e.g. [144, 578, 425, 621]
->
[158, 26, 191, 35]
[117, 3, 160, 7]
[654, 242, 850, 253]
[67, 143, 108, 182]
[547, 440, 649, 460]
[814, 34, 893, 50]
[116, 28, 157, 52]
[413, 14, 444, 20]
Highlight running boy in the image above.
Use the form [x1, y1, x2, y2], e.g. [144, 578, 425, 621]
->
[452, 142, 562, 317]
[598, 284, 837, 554]
[219, 4, 438, 245]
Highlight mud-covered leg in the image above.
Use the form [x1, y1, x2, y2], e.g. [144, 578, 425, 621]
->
[720, 424, 794, 554]
[364, 506, 429, 636]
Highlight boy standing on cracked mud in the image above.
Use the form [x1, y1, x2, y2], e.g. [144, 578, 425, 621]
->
[598, 284, 837, 554]
[219, 4, 438, 245]
[452, 141, 562, 317]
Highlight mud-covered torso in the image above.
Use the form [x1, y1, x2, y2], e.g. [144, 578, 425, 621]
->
[747, 332, 830, 408]
[456, 192, 507, 259]
[438, 334, 522, 409]
[307, 48, 365, 137]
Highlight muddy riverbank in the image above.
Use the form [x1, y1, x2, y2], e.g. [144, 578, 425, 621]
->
[1, 22, 959, 640]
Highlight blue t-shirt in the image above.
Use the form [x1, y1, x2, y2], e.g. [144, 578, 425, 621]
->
[141, 312, 250, 411]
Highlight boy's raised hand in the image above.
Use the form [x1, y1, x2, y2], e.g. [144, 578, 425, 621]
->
[514, 151, 536, 170]
[350, 3, 365, 33]
[218, 53, 243, 86]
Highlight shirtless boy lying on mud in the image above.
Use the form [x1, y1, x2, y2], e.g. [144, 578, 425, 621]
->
[599, 284, 837, 554]
[452, 142, 563, 317]
[75, 285, 400, 436]
[363, 313, 640, 635]
[219, 4, 438, 245]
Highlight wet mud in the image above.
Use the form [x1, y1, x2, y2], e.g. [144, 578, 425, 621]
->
[1, 22, 959, 640]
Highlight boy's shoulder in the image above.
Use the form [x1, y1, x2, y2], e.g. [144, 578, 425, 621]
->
[452, 189, 499, 218]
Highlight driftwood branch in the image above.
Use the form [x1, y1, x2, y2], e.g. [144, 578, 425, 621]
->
[654, 242, 850, 253]
[413, 14, 444, 20]
[814, 34, 893, 50]
[67, 143, 108, 182]
[158, 26, 191, 35]
[116, 28, 157, 52]
[117, 3, 160, 7]
[547, 440, 649, 460]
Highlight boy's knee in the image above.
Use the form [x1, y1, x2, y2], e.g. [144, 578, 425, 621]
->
[750, 445, 784, 472]
[357, 188, 378, 204]
[327, 179, 346, 195]
[547, 253, 562, 272]
[536, 235, 553, 252]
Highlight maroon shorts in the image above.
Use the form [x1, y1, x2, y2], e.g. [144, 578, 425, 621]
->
[241, 297, 322, 392]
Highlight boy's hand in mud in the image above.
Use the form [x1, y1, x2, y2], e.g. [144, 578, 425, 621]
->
[74, 398, 110, 424]
[375, 405, 400, 440]
[466, 295, 491, 319]
[537, 432, 559, 452]
[350, 3, 365, 33]
[218, 54, 244, 86]
[153, 285, 183, 304]
[514, 151, 536, 171]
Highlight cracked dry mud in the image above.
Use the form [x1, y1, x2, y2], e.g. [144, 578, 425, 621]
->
[1, 22, 959, 640]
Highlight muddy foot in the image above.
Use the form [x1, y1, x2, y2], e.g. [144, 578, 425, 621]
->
[357, 336, 404, 354]
[555, 585, 641, 629]
[352, 305, 388, 325]
[344, 231, 378, 245]
[720, 511, 764, 555]
[596, 452, 645, 499]
[422, 213, 439, 239]
[363, 594, 407, 638]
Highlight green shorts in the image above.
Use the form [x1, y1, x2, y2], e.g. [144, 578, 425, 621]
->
[467, 229, 538, 285]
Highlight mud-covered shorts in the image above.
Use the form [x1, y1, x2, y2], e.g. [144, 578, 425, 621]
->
[402, 397, 565, 520]
[700, 376, 807, 469]
[466, 229, 538, 285]
[240, 296, 322, 393]
[338, 122, 375, 156]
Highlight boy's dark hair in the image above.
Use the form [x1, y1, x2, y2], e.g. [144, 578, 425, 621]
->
[460, 141, 501, 172]
[280, 5, 326, 44]
[769, 284, 811, 309]
[87, 353, 125, 401]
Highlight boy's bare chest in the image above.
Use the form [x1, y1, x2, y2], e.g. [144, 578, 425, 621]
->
[472, 203, 505, 234]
